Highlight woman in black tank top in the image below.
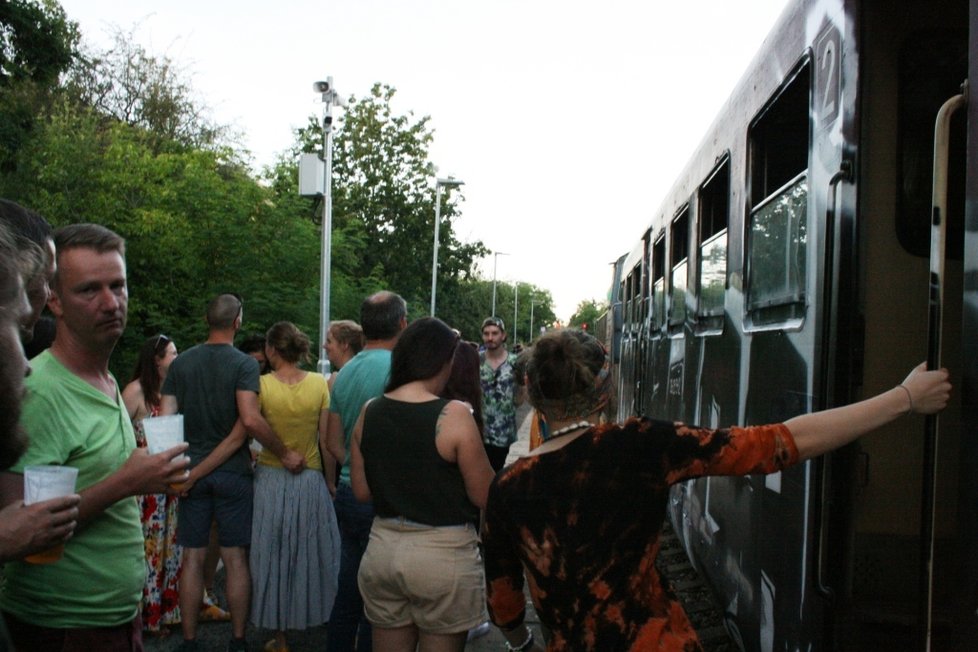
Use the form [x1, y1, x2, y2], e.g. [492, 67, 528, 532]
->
[350, 317, 495, 652]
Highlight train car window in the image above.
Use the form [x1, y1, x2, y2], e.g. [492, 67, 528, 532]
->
[624, 271, 634, 327]
[697, 158, 730, 328]
[641, 230, 651, 323]
[669, 208, 689, 332]
[896, 31, 966, 259]
[746, 62, 811, 325]
[651, 235, 666, 335]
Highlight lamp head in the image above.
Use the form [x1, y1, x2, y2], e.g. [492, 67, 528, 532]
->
[436, 176, 465, 188]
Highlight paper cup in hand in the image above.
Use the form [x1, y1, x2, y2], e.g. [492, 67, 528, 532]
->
[142, 414, 184, 454]
[23, 465, 79, 564]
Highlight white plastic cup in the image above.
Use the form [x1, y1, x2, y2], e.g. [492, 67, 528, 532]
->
[23, 464, 79, 504]
[23, 465, 79, 564]
[142, 414, 184, 454]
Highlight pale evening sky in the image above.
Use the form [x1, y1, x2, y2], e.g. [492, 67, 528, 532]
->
[57, 0, 790, 321]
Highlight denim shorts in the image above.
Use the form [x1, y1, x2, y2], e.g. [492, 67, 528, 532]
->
[177, 470, 253, 548]
[358, 516, 487, 634]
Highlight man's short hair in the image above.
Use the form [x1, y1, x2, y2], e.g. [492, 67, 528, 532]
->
[0, 199, 52, 250]
[0, 200, 49, 287]
[206, 293, 243, 329]
[54, 223, 125, 257]
[52, 224, 126, 291]
[360, 291, 406, 341]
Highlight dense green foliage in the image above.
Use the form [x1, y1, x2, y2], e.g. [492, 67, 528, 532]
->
[569, 299, 607, 333]
[1, 2, 559, 378]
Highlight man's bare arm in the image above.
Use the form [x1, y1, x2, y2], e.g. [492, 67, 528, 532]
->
[0, 472, 80, 562]
[237, 390, 306, 473]
[179, 419, 249, 494]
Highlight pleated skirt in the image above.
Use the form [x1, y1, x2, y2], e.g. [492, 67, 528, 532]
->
[250, 465, 341, 630]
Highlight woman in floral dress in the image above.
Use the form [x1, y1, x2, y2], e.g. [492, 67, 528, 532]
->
[123, 334, 183, 634]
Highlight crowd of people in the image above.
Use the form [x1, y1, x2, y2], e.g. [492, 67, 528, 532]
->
[0, 198, 953, 652]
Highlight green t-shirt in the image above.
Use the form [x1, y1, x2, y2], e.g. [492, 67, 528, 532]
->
[329, 348, 391, 485]
[0, 351, 144, 628]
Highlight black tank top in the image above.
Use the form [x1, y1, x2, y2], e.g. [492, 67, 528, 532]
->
[361, 396, 478, 525]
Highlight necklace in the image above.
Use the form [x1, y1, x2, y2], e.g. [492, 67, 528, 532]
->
[548, 420, 593, 438]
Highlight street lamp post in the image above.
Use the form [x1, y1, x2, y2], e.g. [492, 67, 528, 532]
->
[491, 251, 508, 316]
[513, 282, 518, 345]
[430, 177, 464, 316]
[529, 300, 536, 343]
[313, 77, 343, 376]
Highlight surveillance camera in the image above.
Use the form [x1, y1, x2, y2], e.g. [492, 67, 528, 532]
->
[313, 80, 331, 93]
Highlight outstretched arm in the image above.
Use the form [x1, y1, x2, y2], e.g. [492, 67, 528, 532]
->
[788, 363, 950, 461]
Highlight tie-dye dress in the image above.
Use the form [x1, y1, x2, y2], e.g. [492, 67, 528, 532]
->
[483, 417, 798, 651]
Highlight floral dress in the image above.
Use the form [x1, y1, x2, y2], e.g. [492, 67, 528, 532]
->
[134, 409, 183, 631]
[483, 417, 799, 651]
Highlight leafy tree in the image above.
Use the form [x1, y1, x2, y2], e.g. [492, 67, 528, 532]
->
[0, 0, 79, 174]
[63, 28, 227, 153]
[569, 299, 607, 333]
[437, 278, 556, 345]
[0, 0, 77, 87]
[285, 84, 488, 317]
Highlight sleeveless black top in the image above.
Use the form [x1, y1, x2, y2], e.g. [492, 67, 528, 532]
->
[361, 396, 478, 526]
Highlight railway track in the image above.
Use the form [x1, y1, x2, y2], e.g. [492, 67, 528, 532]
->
[656, 520, 738, 652]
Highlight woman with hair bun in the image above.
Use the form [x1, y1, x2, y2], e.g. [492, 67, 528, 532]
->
[250, 322, 343, 652]
[482, 329, 951, 652]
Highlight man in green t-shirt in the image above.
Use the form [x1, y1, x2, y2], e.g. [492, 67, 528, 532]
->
[0, 223, 189, 649]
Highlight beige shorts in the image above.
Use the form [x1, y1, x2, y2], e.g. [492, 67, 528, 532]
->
[358, 516, 487, 634]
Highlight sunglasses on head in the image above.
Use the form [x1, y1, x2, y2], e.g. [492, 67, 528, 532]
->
[154, 334, 171, 353]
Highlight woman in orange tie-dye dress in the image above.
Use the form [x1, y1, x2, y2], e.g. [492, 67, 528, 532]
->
[482, 329, 951, 652]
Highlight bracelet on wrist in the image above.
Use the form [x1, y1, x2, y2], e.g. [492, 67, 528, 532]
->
[504, 627, 534, 652]
[898, 383, 914, 416]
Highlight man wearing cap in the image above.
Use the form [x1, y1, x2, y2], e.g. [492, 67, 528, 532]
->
[479, 317, 524, 471]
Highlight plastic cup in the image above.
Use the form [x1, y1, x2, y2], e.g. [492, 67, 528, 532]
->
[142, 415, 189, 491]
[23, 465, 79, 564]
[141, 414, 184, 454]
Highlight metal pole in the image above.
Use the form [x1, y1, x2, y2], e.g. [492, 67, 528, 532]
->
[317, 85, 334, 376]
[491, 253, 499, 316]
[529, 301, 535, 342]
[513, 282, 518, 344]
[430, 183, 444, 316]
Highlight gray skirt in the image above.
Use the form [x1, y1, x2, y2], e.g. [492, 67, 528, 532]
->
[250, 465, 341, 630]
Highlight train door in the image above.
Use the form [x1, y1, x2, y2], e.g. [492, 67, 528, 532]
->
[838, 0, 971, 647]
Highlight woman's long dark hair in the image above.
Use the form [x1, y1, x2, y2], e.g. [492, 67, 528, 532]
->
[440, 341, 484, 434]
[130, 334, 171, 409]
[386, 317, 458, 392]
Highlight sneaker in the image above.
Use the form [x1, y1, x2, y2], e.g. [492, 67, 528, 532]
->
[200, 589, 231, 622]
[466, 621, 491, 641]
[264, 639, 289, 652]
